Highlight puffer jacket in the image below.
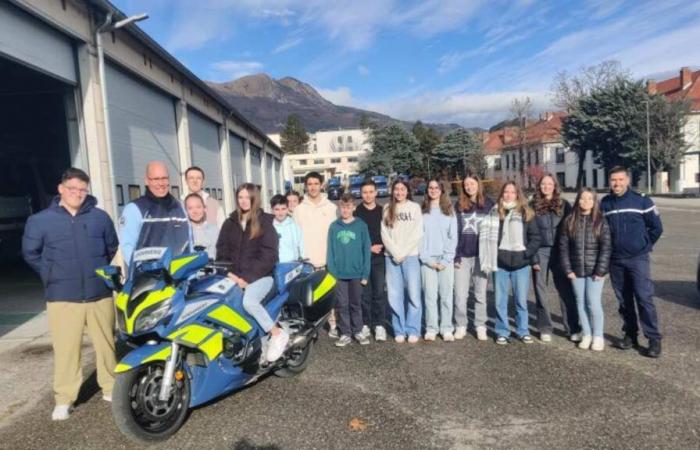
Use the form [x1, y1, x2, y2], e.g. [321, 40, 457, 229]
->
[496, 214, 541, 271]
[531, 200, 572, 248]
[559, 215, 612, 277]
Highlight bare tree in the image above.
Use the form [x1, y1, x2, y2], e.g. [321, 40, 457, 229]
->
[551, 60, 630, 112]
[510, 97, 533, 187]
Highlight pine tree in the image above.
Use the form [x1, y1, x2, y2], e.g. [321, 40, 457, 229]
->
[280, 114, 310, 154]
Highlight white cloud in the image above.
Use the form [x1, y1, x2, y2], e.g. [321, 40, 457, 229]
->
[272, 37, 303, 54]
[437, 51, 470, 74]
[358, 65, 370, 76]
[317, 86, 354, 106]
[209, 60, 264, 81]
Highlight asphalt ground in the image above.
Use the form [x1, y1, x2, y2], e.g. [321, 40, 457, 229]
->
[0, 197, 699, 449]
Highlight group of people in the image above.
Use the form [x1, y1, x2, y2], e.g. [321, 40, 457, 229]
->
[20, 160, 664, 423]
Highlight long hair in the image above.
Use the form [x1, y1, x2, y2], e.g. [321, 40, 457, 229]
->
[457, 172, 485, 212]
[235, 183, 263, 239]
[532, 173, 564, 216]
[384, 179, 413, 228]
[497, 181, 533, 222]
[565, 187, 604, 239]
[421, 178, 453, 216]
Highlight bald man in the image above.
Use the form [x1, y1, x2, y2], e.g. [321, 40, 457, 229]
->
[118, 162, 192, 263]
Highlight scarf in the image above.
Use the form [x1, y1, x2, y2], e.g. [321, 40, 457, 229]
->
[479, 206, 501, 274]
[499, 206, 526, 252]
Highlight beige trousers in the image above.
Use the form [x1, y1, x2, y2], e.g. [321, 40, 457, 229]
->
[46, 297, 117, 406]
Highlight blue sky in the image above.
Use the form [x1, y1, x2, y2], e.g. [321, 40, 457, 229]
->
[113, 0, 700, 128]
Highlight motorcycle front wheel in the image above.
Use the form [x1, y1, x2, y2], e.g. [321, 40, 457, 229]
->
[112, 362, 191, 444]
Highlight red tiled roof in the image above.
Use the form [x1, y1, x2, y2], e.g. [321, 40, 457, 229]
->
[488, 112, 567, 152]
[652, 68, 700, 111]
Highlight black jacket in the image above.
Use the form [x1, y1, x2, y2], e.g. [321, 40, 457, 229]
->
[531, 200, 572, 248]
[216, 211, 278, 284]
[22, 196, 118, 302]
[559, 215, 612, 277]
[497, 214, 541, 271]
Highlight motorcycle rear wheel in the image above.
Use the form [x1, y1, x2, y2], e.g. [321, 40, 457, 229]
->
[274, 339, 314, 378]
[112, 362, 190, 444]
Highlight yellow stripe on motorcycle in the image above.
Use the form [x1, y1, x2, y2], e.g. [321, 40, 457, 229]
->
[124, 287, 176, 334]
[115, 292, 128, 312]
[114, 363, 132, 373]
[169, 254, 199, 276]
[313, 274, 336, 303]
[95, 268, 108, 280]
[168, 323, 215, 346]
[198, 332, 223, 360]
[206, 305, 253, 334]
[141, 346, 172, 364]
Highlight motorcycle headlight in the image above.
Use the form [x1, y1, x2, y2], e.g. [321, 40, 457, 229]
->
[134, 299, 172, 332]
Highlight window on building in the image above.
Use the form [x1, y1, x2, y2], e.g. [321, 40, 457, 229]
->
[331, 158, 341, 164]
[535, 150, 539, 165]
[505, 155, 510, 170]
[495, 157, 502, 171]
[204, 188, 211, 195]
[314, 144, 317, 152]
[348, 157, 358, 163]
[527, 151, 531, 166]
[337, 136, 343, 144]
[116, 185, 124, 206]
[555, 147, 565, 163]
[299, 159, 308, 165]
[314, 159, 325, 165]
[128, 185, 141, 201]
[582, 172, 587, 187]
[593, 169, 598, 188]
[347, 136, 353, 143]
[294, 176, 305, 184]
[556, 172, 565, 188]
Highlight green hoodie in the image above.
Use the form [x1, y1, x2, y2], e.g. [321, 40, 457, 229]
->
[326, 218, 371, 280]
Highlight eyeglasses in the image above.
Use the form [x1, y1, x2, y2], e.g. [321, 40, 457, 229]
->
[63, 186, 89, 195]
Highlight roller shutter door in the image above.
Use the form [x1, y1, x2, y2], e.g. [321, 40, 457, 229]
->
[189, 110, 223, 198]
[266, 154, 275, 195]
[105, 64, 180, 203]
[229, 132, 246, 188]
[250, 144, 262, 187]
[0, 2, 76, 84]
[274, 158, 282, 192]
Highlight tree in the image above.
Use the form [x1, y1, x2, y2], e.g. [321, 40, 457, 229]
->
[432, 128, 486, 178]
[280, 114, 309, 154]
[359, 124, 421, 176]
[561, 78, 690, 185]
[510, 97, 532, 185]
[411, 121, 442, 178]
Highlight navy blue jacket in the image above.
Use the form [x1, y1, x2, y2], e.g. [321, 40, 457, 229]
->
[600, 189, 663, 260]
[22, 196, 119, 302]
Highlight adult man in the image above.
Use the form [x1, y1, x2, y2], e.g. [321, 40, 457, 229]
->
[293, 172, 338, 334]
[22, 168, 119, 421]
[183, 166, 226, 229]
[354, 179, 388, 341]
[119, 161, 192, 263]
[600, 166, 663, 357]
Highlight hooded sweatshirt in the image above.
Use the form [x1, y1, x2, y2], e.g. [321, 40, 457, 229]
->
[293, 194, 338, 268]
[381, 200, 423, 261]
[420, 206, 458, 267]
[327, 218, 371, 280]
[273, 216, 304, 262]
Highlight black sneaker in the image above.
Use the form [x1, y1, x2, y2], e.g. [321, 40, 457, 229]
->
[617, 335, 638, 350]
[647, 339, 662, 358]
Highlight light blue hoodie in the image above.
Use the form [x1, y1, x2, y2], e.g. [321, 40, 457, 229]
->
[420, 206, 458, 267]
[273, 216, 304, 263]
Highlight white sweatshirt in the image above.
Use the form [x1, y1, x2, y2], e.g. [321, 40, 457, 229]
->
[293, 194, 338, 268]
[381, 200, 423, 261]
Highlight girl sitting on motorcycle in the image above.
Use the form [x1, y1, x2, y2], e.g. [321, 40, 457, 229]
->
[216, 183, 288, 362]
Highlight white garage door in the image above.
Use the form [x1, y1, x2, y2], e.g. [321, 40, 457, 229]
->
[266, 154, 275, 196]
[188, 109, 223, 199]
[250, 144, 262, 187]
[105, 64, 180, 204]
[229, 132, 246, 189]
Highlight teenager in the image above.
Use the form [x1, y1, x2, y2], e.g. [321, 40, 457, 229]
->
[381, 179, 423, 344]
[560, 188, 612, 351]
[286, 190, 302, 214]
[530, 174, 580, 343]
[216, 184, 286, 362]
[354, 179, 389, 342]
[293, 172, 339, 336]
[185, 193, 218, 259]
[453, 173, 494, 341]
[270, 194, 304, 263]
[420, 179, 458, 341]
[183, 166, 226, 229]
[480, 181, 541, 345]
[327, 194, 372, 347]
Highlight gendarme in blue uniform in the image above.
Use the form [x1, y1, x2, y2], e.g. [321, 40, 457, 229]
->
[118, 189, 192, 264]
[600, 188, 663, 341]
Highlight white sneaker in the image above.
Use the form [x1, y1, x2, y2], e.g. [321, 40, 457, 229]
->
[52, 405, 71, 421]
[540, 333, 552, 343]
[266, 329, 290, 362]
[335, 335, 352, 347]
[361, 325, 371, 339]
[454, 327, 467, 340]
[570, 333, 582, 343]
[407, 335, 420, 344]
[591, 337, 605, 351]
[394, 335, 405, 344]
[375, 326, 387, 342]
[424, 332, 437, 341]
[476, 326, 488, 341]
[328, 327, 339, 339]
[102, 394, 112, 402]
[442, 332, 455, 342]
[578, 335, 592, 350]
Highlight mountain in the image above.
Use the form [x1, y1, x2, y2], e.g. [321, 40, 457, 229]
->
[207, 73, 463, 135]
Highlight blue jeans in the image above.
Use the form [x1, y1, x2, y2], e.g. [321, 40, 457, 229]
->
[241, 276, 275, 332]
[571, 276, 605, 337]
[385, 256, 422, 337]
[494, 266, 531, 338]
[421, 264, 454, 335]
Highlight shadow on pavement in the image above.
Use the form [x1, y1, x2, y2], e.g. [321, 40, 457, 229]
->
[654, 280, 699, 309]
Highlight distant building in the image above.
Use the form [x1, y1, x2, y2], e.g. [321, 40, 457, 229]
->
[270, 128, 371, 188]
[647, 67, 700, 194]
